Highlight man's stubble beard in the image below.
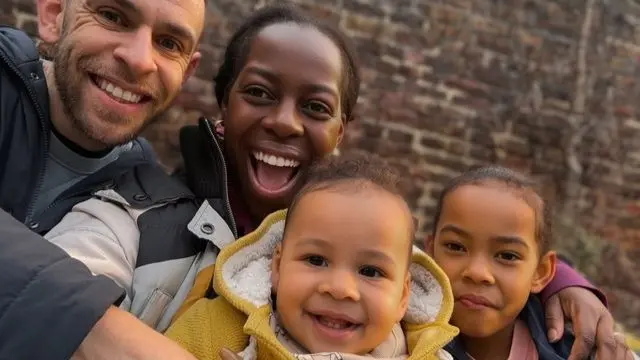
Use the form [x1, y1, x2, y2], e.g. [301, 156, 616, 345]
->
[51, 23, 163, 148]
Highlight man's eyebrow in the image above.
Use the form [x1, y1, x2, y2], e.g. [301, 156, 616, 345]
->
[98, 0, 198, 47]
[111, 0, 140, 14]
[162, 21, 197, 46]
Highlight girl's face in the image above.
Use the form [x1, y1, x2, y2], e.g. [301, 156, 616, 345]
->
[222, 23, 345, 221]
[427, 183, 555, 339]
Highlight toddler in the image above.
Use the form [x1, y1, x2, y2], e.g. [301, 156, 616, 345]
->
[166, 153, 458, 360]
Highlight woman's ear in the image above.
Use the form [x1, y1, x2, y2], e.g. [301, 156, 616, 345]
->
[531, 251, 557, 294]
[335, 118, 345, 149]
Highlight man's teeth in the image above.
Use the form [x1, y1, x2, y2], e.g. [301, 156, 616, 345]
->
[253, 151, 300, 168]
[97, 78, 143, 103]
[317, 316, 352, 329]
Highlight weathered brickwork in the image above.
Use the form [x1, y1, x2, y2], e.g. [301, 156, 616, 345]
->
[4, 0, 640, 333]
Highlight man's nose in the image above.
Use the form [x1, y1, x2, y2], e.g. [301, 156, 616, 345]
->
[113, 28, 158, 78]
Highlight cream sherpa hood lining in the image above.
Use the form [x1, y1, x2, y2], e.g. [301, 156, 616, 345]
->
[220, 219, 446, 324]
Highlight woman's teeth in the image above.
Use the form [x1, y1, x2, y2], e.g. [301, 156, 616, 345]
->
[253, 151, 300, 168]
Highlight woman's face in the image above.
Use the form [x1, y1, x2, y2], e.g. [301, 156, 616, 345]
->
[222, 23, 345, 220]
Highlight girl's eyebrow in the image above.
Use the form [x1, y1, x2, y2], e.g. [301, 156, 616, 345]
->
[439, 224, 470, 239]
[491, 235, 530, 250]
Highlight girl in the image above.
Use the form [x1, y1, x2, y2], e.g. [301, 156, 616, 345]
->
[426, 165, 635, 360]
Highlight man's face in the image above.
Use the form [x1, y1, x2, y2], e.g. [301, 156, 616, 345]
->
[43, 0, 203, 148]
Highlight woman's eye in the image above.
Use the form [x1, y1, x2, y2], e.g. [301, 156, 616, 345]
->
[306, 255, 327, 267]
[304, 101, 330, 114]
[359, 266, 383, 278]
[245, 87, 271, 99]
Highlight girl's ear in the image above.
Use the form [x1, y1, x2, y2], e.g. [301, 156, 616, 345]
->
[531, 251, 557, 294]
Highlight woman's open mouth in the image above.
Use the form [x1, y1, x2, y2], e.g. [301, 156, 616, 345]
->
[247, 150, 302, 198]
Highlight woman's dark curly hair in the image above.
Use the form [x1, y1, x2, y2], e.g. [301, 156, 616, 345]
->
[213, 4, 361, 123]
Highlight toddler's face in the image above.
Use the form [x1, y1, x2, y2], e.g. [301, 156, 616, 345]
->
[271, 186, 412, 354]
[428, 184, 554, 339]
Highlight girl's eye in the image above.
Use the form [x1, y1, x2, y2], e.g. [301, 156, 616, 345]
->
[306, 255, 327, 267]
[359, 266, 383, 278]
[444, 242, 465, 252]
[497, 252, 520, 262]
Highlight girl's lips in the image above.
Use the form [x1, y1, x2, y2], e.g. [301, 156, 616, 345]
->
[456, 294, 498, 310]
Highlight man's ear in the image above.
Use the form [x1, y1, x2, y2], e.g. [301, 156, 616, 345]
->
[531, 251, 557, 294]
[182, 51, 201, 85]
[37, 0, 64, 44]
[270, 243, 283, 291]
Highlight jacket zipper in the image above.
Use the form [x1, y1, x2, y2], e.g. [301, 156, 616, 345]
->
[202, 118, 238, 238]
[0, 51, 49, 224]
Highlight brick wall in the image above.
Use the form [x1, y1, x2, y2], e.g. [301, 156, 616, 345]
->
[5, 0, 640, 333]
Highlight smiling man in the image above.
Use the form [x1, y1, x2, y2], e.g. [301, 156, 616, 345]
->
[0, 0, 203, 358]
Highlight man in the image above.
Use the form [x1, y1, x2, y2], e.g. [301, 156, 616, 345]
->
[0, 0, 204, 358]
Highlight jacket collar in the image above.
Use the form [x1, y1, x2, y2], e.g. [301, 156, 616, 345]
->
[214, 210, 459, 359]
[444, 296, 574, 360]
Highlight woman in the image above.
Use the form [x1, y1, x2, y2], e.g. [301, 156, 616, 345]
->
[45, 5, 618, 359]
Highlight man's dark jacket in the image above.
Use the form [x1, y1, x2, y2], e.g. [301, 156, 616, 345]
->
[0, 26, 159, 360]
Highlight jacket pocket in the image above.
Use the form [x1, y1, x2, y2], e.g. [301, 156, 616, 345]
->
[138, 288, 173, 329]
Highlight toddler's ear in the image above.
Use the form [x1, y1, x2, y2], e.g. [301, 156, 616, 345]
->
[531, 251, 557, 294]
[396, 272, 411, 322]
[270, 244, 283, 291]
[425, 235, 435, 256]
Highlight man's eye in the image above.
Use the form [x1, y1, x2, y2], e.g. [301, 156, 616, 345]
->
[98, 9, 124, 25]
[158, 38, 180, 52]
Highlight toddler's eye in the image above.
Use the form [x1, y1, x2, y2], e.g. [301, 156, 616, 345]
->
[306, 255, 327, 267]
[359, 266, 383, 278]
